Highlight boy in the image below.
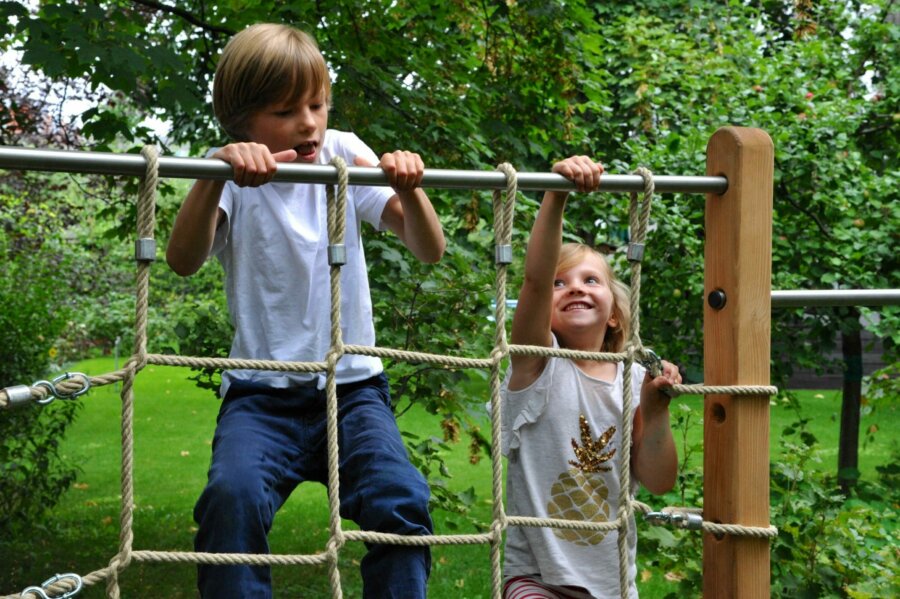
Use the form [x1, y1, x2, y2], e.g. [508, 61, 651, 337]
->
[166, 23, 445, 599]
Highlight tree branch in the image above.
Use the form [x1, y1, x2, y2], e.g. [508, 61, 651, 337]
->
[129, 0, 235, 37]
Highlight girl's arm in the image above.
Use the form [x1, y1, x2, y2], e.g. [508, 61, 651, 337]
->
[358, 152, 445, 264]
[631, 361, 680, 494]
[508, 156, 603, 390]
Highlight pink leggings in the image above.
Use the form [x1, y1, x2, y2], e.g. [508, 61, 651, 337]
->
[503, 576, 595, 599]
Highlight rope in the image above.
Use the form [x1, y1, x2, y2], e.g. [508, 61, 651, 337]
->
[1, 153, 779, 599]
[488, 162, 517, 598]
[323, 156, 349, 599]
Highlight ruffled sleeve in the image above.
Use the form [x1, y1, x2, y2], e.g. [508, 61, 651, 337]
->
[500, 335, 560, 456]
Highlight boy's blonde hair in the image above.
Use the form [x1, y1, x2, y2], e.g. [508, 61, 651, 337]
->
[213, 23, 331, 141]
[556, 243, 631, 352]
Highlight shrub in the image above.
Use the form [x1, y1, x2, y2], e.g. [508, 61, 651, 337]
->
[0, 232, 79, 533]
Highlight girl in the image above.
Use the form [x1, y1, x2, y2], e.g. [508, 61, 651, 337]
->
[502, 156, 679, 598]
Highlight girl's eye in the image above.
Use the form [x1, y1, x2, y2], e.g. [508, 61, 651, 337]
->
[586, 276, 599, 284]
[553, 279, 565, 288]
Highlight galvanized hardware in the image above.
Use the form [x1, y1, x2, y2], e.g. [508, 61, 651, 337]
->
[32, 372, 91, 406]
[637, 348, 663, 377]
[495, 244, 513, 265]
[327, 244, 347, 266]
[636, 349, 675, 397]
[134, 238, 157, 262]
[20, 573, 84, 599]
[626, 242, 645, 262]
[4, 385, 34, 407]
[708, 289, 727, 310]
[644, 510, 703, 531]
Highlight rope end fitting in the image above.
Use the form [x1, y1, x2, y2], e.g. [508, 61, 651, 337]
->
[135, 238, 157, 262]
[2, 385, 34, 408]
[328, 244, 347, 266]
[644, 510, 703, 531]
[626, 242, 645, 262]
[495, 244, 513, 265]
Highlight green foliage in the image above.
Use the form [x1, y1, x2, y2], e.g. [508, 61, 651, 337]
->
[770, 393, 898, 598]
[1, 0, 897, 556]
[0, 223, 79, 533]
[637, 395, 899, 598]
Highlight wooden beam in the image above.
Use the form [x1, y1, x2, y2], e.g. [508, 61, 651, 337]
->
[703, 127, 774, 598]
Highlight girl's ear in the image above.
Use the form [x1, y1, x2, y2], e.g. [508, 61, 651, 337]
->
[607, 315, 618, 328]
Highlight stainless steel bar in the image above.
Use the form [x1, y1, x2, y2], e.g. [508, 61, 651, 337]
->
[0, 146, 729, 194]
[771, 289, 900, 307]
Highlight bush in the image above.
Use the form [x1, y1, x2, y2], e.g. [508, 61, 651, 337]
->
[0, 232, 80, 533]
[637, 395, 899, 598]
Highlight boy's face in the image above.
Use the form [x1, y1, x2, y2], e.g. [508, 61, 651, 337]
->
[245, 88, 329, 163]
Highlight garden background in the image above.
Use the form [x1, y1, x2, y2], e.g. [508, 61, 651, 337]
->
[1, 1, 897, 597]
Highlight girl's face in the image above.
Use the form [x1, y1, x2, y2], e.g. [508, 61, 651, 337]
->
[550, 253, 617, 342]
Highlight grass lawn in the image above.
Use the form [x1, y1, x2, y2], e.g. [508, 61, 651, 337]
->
[2, 356, 896, 598]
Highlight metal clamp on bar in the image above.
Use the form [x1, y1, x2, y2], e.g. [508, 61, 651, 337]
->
[3, 385, 34, 408]
[20, 572, 84, 599]
[495, 244, 513, 265]
[644, 510, 703, 530]
[135, 238, 157, 262]
[327, 244, 347, 266]
[626, 242, 645, 262]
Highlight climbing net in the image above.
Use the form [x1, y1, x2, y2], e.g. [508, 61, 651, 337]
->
[2, 146, 778, 599]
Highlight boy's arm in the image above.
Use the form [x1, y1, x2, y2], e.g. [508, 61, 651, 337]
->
[632, 361, 680, 494]
[508, 156, 603, 390]
[357, 152, 445, 264]
[166, 143, 296, 276]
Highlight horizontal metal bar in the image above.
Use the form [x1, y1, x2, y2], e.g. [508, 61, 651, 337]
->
[502, 289, 900, 310]
[0, 146, 728, 194]
[771, 289, 900, 308]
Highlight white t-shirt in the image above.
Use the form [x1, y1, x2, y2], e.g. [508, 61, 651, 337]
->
[210, 130, 394, 394]
[501, 338, 645, 598]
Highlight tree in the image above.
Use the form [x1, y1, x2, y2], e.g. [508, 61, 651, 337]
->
[1, 0, 896, 501]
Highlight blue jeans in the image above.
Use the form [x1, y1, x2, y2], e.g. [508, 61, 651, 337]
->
[193, 373, 432, 598]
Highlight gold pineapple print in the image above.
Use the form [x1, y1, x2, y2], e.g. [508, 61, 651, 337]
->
[547, 414, 616, 546]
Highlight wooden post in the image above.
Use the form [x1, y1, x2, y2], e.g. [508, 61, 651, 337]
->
[703, 127, 774, 598]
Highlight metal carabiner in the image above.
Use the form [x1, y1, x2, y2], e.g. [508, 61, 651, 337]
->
[32, 379, 58, 406]
[637, 348, 663, 376]
[31, 372, 91, 406]
[51, 372, 91, 399]
[20, 572, 83, 599]
[643, 511, 671, 526]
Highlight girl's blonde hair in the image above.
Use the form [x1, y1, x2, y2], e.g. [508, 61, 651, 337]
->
[556, 243, 631, 352]
[213, 23, 331, 140]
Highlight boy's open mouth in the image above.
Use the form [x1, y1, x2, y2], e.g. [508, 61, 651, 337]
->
[294, 142, 317, 158]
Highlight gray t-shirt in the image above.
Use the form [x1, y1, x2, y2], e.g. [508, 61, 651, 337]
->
[502, 338, 645, 598]
[210, 130, 393, 394]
